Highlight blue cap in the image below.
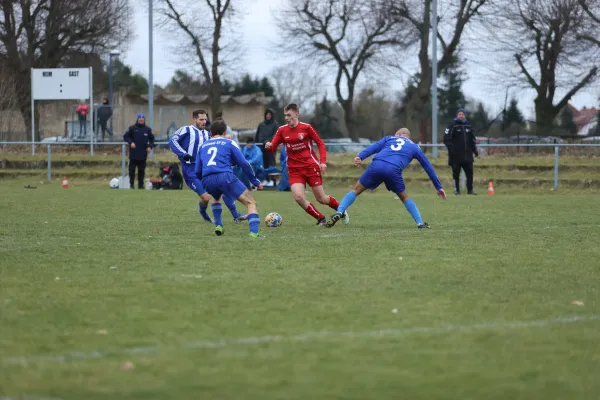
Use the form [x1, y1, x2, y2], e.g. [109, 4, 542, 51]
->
[457, 108, 466, 115]
[137, 113, 145, 119]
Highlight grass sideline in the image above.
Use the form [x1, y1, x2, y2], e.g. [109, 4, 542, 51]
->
[1, 181, 600, 399]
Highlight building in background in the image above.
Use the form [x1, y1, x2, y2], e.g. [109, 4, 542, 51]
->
[0, 91, 273, 141]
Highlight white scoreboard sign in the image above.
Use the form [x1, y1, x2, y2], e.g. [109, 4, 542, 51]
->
[32, 68, 91, 100]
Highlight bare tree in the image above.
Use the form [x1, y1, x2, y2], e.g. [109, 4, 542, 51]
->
[501, 0, 599, 130]
[0, 0, 130, 140]
[275, 0, 411, 141]
[579, 0, 600, 47]
[270, 63, 324, 111]
[391, 0, 488, 144]
[158, 0, 237, 119]
[0, 71, 21, 138]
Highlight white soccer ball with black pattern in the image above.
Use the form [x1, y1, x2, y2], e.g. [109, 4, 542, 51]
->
[265, 212, 283, 228]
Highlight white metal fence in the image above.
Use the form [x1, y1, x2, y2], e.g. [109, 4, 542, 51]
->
[1, 141, 600, 190]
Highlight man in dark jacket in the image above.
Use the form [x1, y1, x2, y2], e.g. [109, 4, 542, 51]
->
[96, 98, 113, 140]
[123, 113, 155, 189]
[443, 108, 478, 195]
[255, 108, 279, 173]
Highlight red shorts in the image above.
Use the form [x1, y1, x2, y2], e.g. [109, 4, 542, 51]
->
[288, 166, 322, 187]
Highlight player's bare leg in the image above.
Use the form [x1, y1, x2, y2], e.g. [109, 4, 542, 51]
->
[236, 189, 263, 238]
[291, 183, 327, 225]
[326, 181, 367, 228]
[198, 193, 213, 223]
[312, 185, 349, 225]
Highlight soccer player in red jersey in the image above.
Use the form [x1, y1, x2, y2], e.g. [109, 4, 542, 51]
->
[265, 103, 349, 226]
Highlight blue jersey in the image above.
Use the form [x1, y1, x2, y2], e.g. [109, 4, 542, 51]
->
[195, 137, 261, 187]
[358, 136, 443, 190]
[169, 125, 209, 163]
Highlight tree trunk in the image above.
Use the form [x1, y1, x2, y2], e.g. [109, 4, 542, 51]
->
[209, 83, 222, 121]
[17, 74, 41, 142]
[404, 75, 431, 145]
[341, 100, 358, 142]
[534, 96, 557, 135]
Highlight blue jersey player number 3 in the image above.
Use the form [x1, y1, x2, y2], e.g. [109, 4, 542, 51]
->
[326, 128, 447, 229]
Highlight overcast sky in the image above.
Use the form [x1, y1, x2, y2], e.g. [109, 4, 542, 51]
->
[121, 0, 598, 121]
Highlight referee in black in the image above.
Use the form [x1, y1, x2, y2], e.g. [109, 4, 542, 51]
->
[123, 113, 155, 189]
[443, 108, 478, 195]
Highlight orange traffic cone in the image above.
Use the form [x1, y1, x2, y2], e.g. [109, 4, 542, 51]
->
[62, 176, 69, 189]
[488, 181, 494, 196]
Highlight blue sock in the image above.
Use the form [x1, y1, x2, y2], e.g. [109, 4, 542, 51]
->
[403, 199, 423, 225]
[212, 203, 223, 227]
[248, 213, 260, 234]
[338, 191, 357, 214]
[199, 202, 210, 219]
[223, 195, 241, 219]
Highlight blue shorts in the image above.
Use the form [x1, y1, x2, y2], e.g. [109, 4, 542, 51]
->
[202, 172, 247, 201]
[182, 164, 206, 196]
[359, 160, 405, 193]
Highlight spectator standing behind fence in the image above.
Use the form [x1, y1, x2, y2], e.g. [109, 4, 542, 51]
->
[443, 108, 478, 195]
[96, 98, 113, 141]
[123, 113, 155, 189]
[255, 108, 278, 185]
[76, 100, 89, 138]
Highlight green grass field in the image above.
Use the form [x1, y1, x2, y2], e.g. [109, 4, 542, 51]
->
[1, 179, 600, 399]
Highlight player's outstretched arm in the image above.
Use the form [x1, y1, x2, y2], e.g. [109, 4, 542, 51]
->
[415, 149, 444, 197]
[307, 125, 327, 164]
[265, 128, 282, 152]
[169, 127, 189, 158]
[357, 138, 387, 163]
[232, 145, 261, 187]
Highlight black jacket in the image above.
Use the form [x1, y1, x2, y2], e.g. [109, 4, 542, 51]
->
[123, 123, 155, 160]
[255, 108, 279, 144]
[96, 104, 113, 123]
[443, 118, 478, 165]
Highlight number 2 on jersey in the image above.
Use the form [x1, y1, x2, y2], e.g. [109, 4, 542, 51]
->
[207, 147, 218, 166]
[391, 138, 405, 151]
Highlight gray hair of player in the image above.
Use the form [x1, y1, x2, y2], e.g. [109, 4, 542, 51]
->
[395, 128, 411, 138]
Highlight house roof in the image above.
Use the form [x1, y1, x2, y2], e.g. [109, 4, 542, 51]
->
[128, 92, 273, 106]
[564, 103, 599, 135]
[573, 108, 598, 128]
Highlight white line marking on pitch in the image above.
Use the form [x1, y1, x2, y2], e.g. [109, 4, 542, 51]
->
[3, 314, 599, 366]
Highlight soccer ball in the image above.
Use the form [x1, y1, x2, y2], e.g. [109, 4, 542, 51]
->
[109, 178, 119, 189]
[265, 212, 283, 228]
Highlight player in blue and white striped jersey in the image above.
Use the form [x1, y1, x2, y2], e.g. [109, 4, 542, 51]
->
[169, 109, 246, 223]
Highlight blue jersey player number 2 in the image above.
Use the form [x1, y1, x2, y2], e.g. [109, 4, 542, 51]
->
[326, 128, 447, 229]
[195, 120, 264, 238]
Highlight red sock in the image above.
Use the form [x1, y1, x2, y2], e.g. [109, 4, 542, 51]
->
[328, 196, 340, 211]
[305, 203, 325, 220]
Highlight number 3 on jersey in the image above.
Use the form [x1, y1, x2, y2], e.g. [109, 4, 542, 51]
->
[390, 138, 405, 151]
[207, 146, 218, 166]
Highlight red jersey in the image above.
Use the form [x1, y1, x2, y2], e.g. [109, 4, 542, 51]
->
[269, 122, 326, 169]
